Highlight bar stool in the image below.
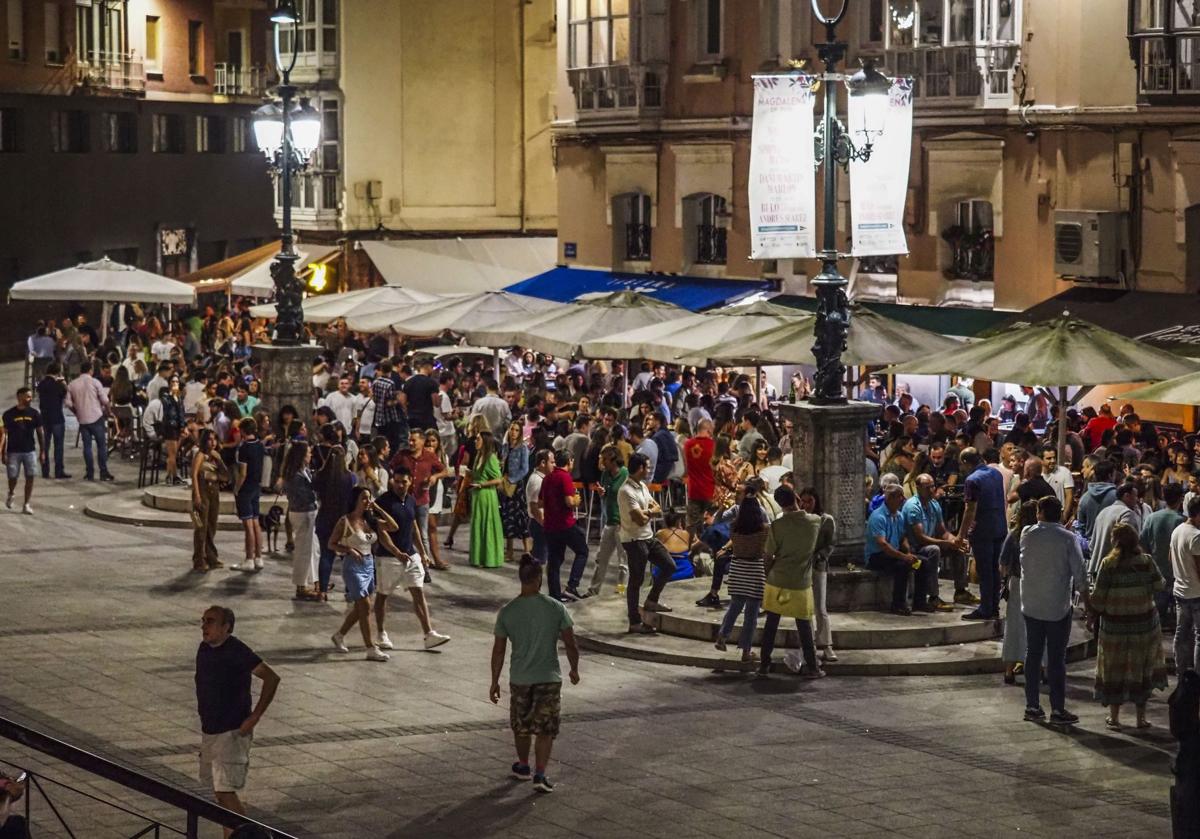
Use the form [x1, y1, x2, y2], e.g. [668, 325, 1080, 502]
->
[138, 437, 163, 488]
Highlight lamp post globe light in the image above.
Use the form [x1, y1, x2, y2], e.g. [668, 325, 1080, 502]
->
[808, 0, 891, 404]
[254, 0, 322, 347]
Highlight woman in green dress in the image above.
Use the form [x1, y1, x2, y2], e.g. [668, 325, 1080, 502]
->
[469, 430, 505, 568]
[1090, 522, 1168, 730]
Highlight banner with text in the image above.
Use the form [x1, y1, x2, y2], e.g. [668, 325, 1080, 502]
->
[849, 78, 913, 257]
[749, 74, 817, 260]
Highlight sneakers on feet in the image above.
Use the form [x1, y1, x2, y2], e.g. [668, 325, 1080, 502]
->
[819, 647, 839, 663]
[565, 587, 591, 600]
[532, 774, 554, 794]
[714, 636, 727, 652]
[331, 633, 350, 653]
[511, 762, 531, 781]
[365, 646, 390, 662]
[954, 590, 981, 605]
[960, 610, 992, 621]
[377, 631, 394, 650]
[1050, 709, 1079, 725]
[253, 557, 264, 571]
[424, 631, 451, 650]
[627, 623, 657, 634]
[229, 562, 253, 572]
[1024, 706, 1046, 721]
[22, 503, 32, 515]
[642, 600, 672, 613]
[695, 592, 722, 608]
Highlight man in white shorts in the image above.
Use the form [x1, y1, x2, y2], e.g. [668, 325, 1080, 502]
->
[374, 467, 451, 650]
[195, 606, 280, 837]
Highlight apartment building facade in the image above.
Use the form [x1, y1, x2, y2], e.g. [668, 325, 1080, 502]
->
[552, 0, 1200, 314]
[275, 0, 559, 275]
[0, 0, 277, 290]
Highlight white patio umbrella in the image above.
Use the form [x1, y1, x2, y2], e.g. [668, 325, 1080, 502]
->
[345, 289, 563, 381]
[464, 292, 691, 359]
[578, 300, 806, 363]
[247, 285, 443, 323]
[9, 257, 196, 341]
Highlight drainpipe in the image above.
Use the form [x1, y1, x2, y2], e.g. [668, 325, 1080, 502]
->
[518, 0, 528, 232]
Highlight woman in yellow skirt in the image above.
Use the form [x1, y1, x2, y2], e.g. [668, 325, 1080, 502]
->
[757, 485, 835, 679]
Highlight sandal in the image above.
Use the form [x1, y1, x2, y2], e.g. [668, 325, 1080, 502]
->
[1012, 662, 1025, 675]
[1105, 718, 1122, 731]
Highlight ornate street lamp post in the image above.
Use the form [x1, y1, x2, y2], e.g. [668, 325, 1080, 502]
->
[808, 0, 890, 404]
[253, 0, 322, 346]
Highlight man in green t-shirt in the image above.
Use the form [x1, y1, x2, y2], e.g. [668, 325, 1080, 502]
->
[491, 555, 581, 794]
[587, 444, 629, 597]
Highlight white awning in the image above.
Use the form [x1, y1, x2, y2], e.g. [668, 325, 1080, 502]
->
[360, 237, 557, 295]
[9, 258, 195, 305]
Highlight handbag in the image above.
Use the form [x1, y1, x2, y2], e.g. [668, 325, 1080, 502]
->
[500, 476, 519, 498]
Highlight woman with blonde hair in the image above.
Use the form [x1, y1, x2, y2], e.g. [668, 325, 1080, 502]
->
[1090, 521, 1168, 730]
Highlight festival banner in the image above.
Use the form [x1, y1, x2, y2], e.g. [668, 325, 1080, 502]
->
[748, 74, 817, 260]
[849, 77, 913, 257]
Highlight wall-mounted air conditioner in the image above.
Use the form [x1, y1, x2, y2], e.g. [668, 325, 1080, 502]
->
[1053, 210, 1128, 284]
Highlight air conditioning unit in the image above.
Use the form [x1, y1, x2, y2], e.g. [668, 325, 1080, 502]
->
[1053, 210, 1128, 283]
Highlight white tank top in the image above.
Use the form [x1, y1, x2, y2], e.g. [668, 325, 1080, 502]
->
[343, 521, 377, 554]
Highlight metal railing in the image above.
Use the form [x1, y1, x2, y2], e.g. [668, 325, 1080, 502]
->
[567, 64, 665, 114]
[214, 63, 268, 97]
[0, 715, 297, 839]
[74, 51, 146, 93]
[886, 44, 1019, 104]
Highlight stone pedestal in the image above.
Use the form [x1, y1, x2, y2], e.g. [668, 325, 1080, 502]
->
[777, 400, 879, 566]
[253, 344, 320, 433]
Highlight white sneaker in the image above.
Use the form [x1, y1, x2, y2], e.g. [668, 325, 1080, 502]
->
[21, 503, 32, 516]
[424, 631, 451, 650]
[820, 646, 839, 663]
[253, 557, 264, 571]
[331, 633, 350, 653]
[229, 562, 253, 572]
[365, 646, 390, 662]
[377, 631, 394, 650]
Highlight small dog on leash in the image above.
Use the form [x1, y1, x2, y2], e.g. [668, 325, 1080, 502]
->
[259, 505, 284, 553]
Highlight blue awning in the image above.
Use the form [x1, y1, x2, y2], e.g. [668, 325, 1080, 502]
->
[505, 267, 774, 312]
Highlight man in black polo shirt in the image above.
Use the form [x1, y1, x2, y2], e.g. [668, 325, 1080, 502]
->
[195, 605, 279, 837]
[35, 363, 69, 479]
[403, 358, 440, 432]
[2, 387, 45, 515]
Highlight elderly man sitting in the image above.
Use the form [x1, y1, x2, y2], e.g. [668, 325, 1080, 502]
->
[865, 485, 924, 616]
[901, 474, 960, 613]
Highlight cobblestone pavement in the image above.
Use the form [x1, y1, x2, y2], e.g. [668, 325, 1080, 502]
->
[0, 363, 1177, 838]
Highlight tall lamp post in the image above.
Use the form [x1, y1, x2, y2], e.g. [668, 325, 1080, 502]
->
[253, 0, 322, 346]
[808, 0, 890, 404]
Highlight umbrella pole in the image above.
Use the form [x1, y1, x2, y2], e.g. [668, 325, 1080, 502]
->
[755, 366, 763, 409]
[494, 348, 502, 387]
[1057, 386, 1068, 469]
[624, 359, 631, 412]
[388, 332, 397, 359]
[100, 301, 111, 345]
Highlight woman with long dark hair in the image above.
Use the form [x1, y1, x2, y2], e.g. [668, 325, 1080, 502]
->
[329, 485, 398, 662]
[313, 441, 357, 598]
[189, 428, 227, 572]
[283, 441, 321, 601]
[160, 377, 186, 485]
[714, 493, 768, 663]
[469, 430, 505, 568]
[444, 415, 488, 550]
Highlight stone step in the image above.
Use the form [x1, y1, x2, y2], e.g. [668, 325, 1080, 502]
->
[86, 488, 244, 531]
[142, 484, 289, 516]
[644, 579, 999, 649]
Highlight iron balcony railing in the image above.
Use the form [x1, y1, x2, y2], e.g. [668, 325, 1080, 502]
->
[214, 63, 268, 97]
[74, 51, 146, 93]
[886, 44, 1019, 103]
[625, 222, 652, 261]
[0, 714, 297, 838]
[695, 224, 728, 265]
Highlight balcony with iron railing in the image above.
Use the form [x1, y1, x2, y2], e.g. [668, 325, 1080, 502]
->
[214, 63, 268, 98]
[567, 64, 665, 121]
[74, 51, 145, 94]
[885, 44, 1019, 106]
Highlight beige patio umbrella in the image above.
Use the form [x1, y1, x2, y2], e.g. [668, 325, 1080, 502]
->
[878, 314, 1197, 460]
[578, 300, 806, 362]
[1114, 370, 1200, 404]
[248, 285, 443, 323]
[463, 292, 691, 359]
[701, 305, 962, 367]
[345, 289, 563, 382]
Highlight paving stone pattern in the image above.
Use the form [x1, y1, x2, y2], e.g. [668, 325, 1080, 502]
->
[0, 362, 1177, 838]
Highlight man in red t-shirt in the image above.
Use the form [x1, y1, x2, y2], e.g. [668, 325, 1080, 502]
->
[390, 430, 450, 570]
[537, 450, 589, 603]
[684, 419, 716, 541]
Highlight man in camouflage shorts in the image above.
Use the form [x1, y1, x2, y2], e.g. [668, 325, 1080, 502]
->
[490, 555, 580, 793]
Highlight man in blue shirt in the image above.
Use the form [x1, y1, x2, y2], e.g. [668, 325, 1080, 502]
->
[957, 448, 1009, 620]
[901, 475, 960, 613]
[865, 486, 922, 615]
